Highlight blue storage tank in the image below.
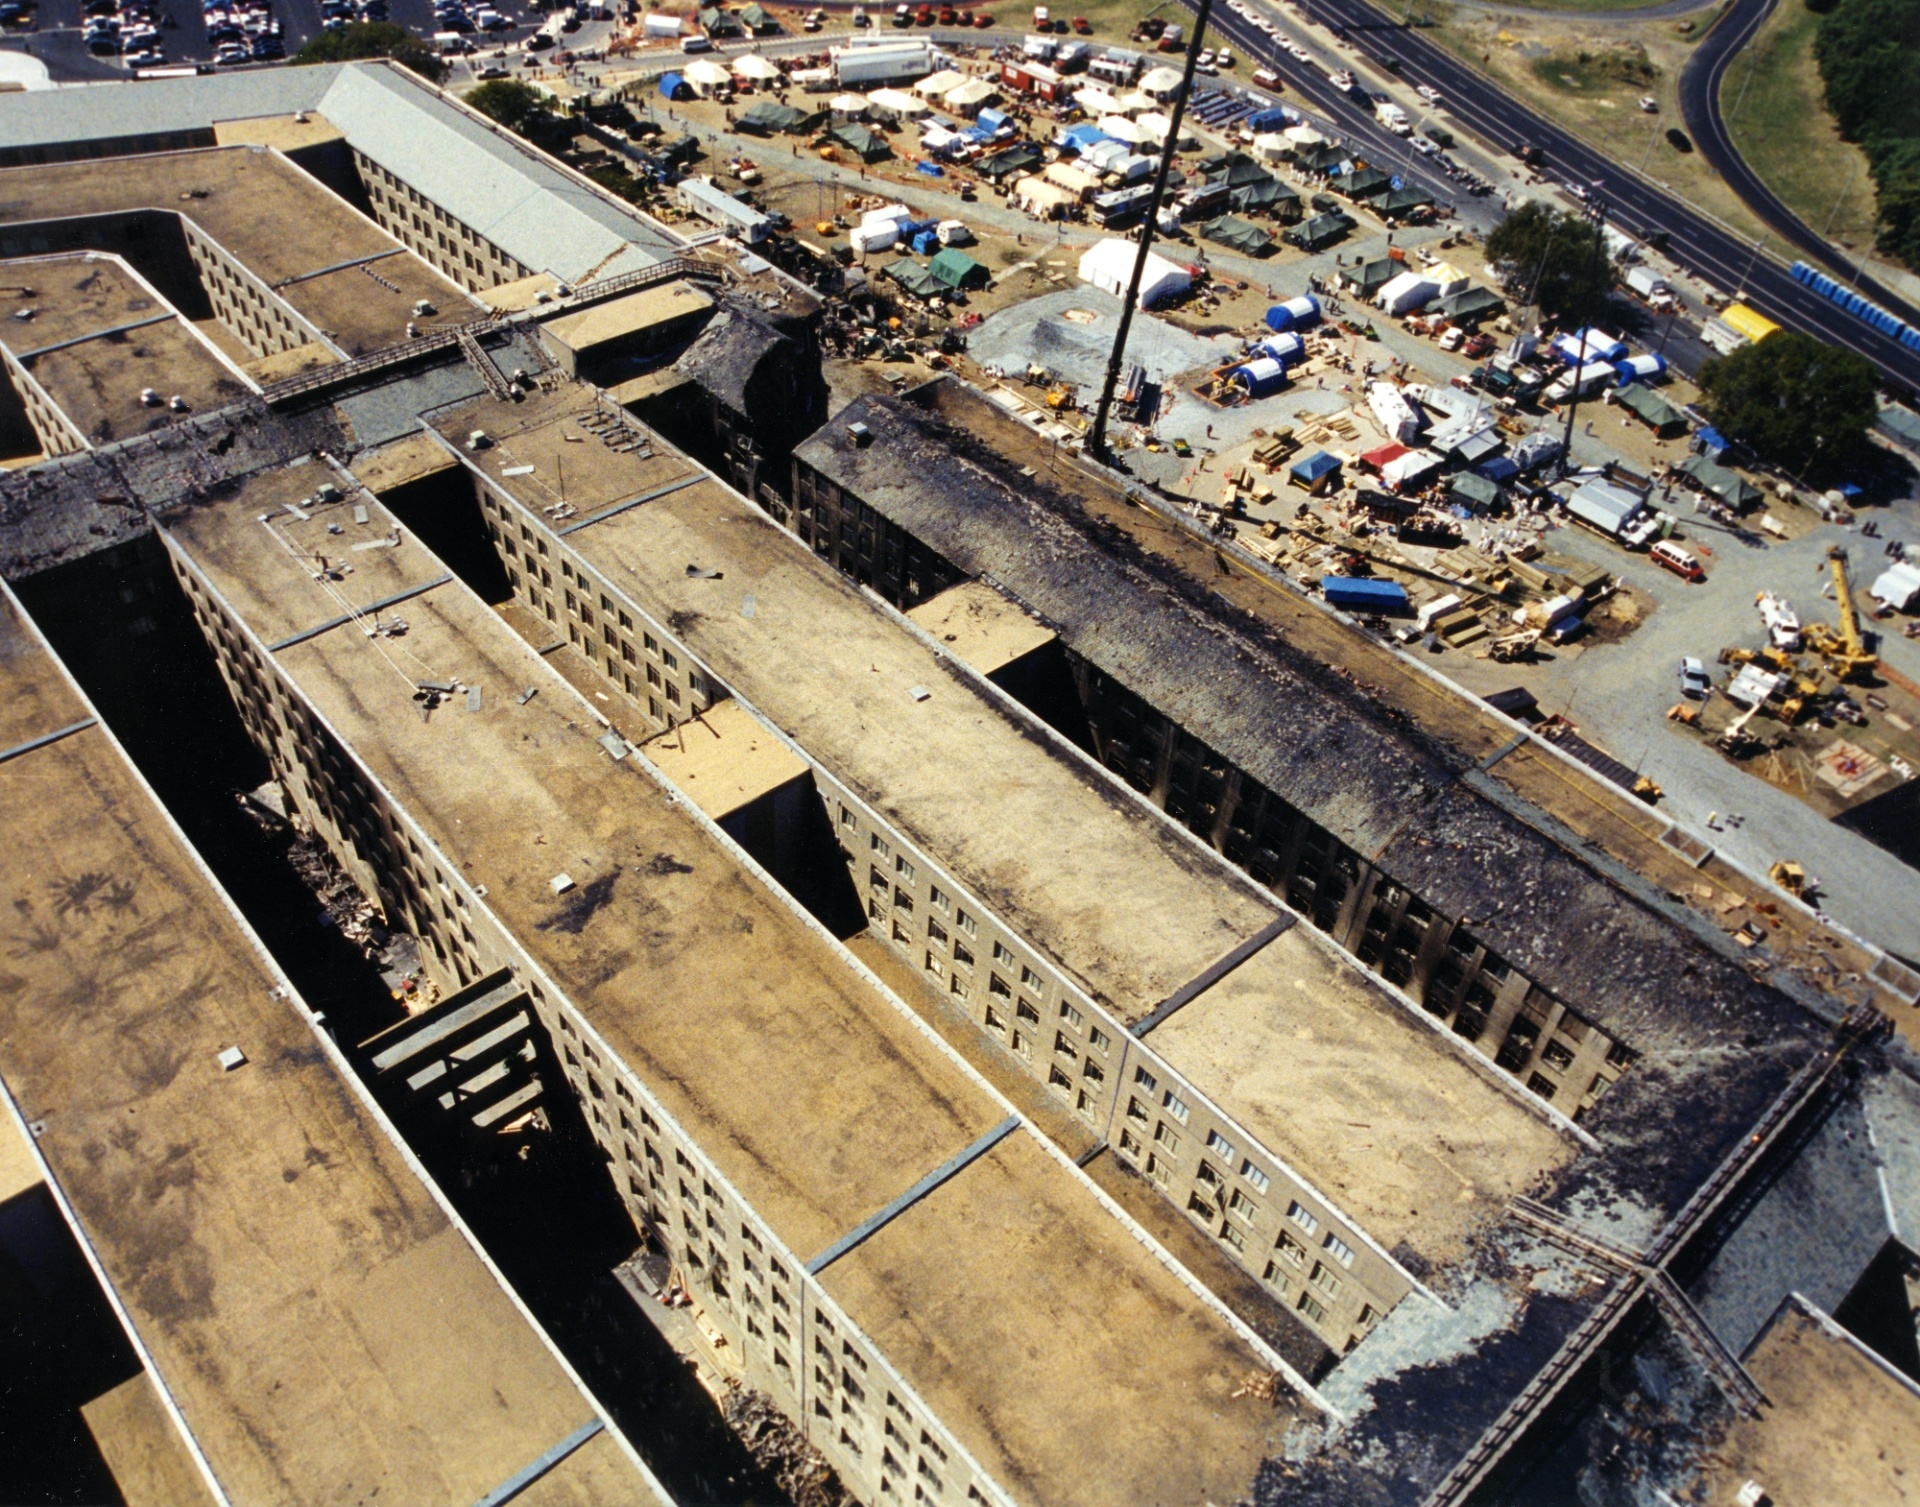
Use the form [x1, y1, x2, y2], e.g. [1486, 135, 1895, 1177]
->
[1321, 576, 1409, 613]
[1265, 294, 1321, 332]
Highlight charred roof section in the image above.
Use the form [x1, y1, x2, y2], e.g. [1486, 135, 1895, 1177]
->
[793, 381, 1820, 1069]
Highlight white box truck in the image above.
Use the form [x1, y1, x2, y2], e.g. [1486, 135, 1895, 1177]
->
[1375, 100, 1411, 135]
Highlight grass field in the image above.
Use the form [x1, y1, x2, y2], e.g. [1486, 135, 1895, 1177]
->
[1716, 0, 1877, 253]
[1427, 5, 1770, 243]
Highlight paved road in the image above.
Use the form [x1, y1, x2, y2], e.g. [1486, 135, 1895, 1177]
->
[1672, 0, 1904, 338]
[1207, 0, 1920, 393]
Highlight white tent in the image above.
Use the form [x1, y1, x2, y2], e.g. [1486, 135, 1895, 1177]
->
[1425, 261, 1470, 298]
[915, 68, 966, 97]
[1283, 123, 1325, 147]
[1139, 64, 1184, 100]
[1377, 270, 1439, 315]
[642, 11, 681, 34]
[791, 65, 834, 92]
[1074, 85, 1120, 115]
[829, 91, 871, 118]
[1098, 114, 1147, 144]
[945, 77, 997, 110]
[1115, 89, 1157, 116]
[1078, 237, 1190, 308]
[1381, 449, 1443, 492]
[682, 59, 733, 95]
[1134, 112, 1195, 149]
[1250, 131, 1289, 163]
[1872, 561, 1920, 611]
[732, 53, 782, 80]
[867, 86, 930, 119]
[1011, 175, 1079, 216]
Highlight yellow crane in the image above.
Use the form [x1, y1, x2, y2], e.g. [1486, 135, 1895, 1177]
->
[1803, 546, 1878, 683]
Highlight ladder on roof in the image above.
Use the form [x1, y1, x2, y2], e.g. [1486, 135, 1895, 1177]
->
[457, 327, 517, 404]
[358, 967, 546, 1140]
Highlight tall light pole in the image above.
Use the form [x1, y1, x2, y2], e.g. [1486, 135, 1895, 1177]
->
[1560, 192, 1608, 466]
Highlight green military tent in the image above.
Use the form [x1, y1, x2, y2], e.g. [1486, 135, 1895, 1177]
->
[976, 143, 1042, 180]
[1198, 150, 1273, 189]
[1231, 177, 1300, 219]
[1201, 215, 1275, 256]
[1330, 166, 1391, 200]
[1434, 285, 1504, 324]
[1378, 185, 1434, 217]
[1448, 471, 1503, 511]
[738, 101, 809, 134]
[1284, 211, 1353, 252]
[885, 260, 945, 299]
[828, 122, 892, 161]
[697, 6, 743, 35]
[927, 247, 988, 290]
[1677, 453, 1761, 510]
[739, 2, 777, 29]
[1300, 143, 1349, 174]
[1341, 257, 1399, 299]
[1615, 382, 1689, 438]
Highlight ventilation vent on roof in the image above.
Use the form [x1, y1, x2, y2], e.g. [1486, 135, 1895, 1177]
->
[848, 421, 871, 446]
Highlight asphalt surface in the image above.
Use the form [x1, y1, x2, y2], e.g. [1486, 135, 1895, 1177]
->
[1673, 0, 1907, 341]
[1196, 0, 1920, 394]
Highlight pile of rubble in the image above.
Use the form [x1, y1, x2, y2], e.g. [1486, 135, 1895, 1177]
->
[720, 1384, 852, 1507]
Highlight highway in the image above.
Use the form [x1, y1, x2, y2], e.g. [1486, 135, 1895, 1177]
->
[1675, 0, 1910, 337]
[1183, 0, 1920, 393]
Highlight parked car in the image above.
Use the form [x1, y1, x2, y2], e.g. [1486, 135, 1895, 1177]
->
[1678, 657, 1712, 698]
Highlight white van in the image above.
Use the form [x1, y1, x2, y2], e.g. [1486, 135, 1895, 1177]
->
[434, 29, 474, 51]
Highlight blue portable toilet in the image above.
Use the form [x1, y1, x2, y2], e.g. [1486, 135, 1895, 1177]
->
[1264, 294, 1321, 332]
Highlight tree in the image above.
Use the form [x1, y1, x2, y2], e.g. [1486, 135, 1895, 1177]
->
[463, 79, 553, 139]
[294, 22, 445, 83]
[1695, 329, 1879, 475]
[1483, 201, 1613, 325]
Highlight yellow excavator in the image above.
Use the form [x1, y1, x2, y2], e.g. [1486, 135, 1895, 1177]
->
[1802, 547, 1878, 683]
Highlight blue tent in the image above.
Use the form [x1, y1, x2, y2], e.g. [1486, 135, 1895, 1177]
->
[659, 71, 689, 100]
[1059, 122, 1110, 155]
[1226, 357, 1287, 398]
[1475, 455, 1521, 485]
[1289, 450, 1341, 492]
[1265, 295, 1320, 332]
[1245, 107, 1289, 133]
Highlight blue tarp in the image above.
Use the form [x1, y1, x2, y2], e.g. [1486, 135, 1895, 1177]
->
[1291, 450, 1341, 483]
[1476, 455, 1521, 484]
[911, 228, 940, 254]
[1321, 576, 1409, 612]
[1059, 122, 1110, 154]
[659, 71, 689, 99]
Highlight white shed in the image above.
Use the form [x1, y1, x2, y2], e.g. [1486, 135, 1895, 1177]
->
[1078, 237, 1190, 308]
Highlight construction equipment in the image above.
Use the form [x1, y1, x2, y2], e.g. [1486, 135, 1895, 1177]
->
[1803, 547, 1879, 682]
[1485, 627, 1541, 662]
[1044, 384, 1076, 411]
[1768, 860, 1807, 897]
[1717, 699, 1766, 757]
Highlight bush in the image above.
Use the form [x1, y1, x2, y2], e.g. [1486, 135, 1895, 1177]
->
[294, 22, 445, 83]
